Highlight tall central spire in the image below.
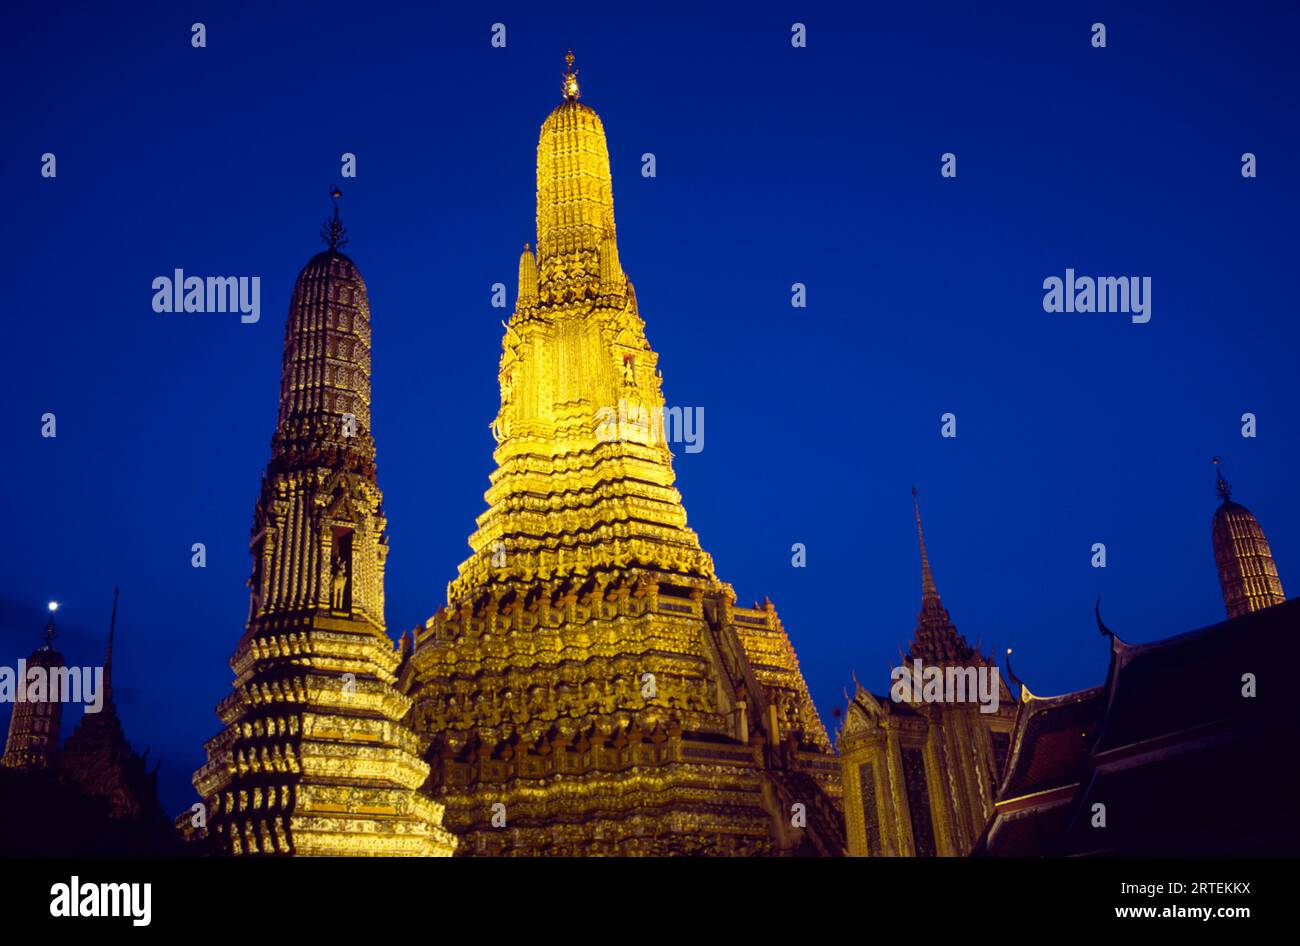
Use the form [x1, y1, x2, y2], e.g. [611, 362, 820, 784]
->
[449, 57, 711, 600]
[534, 51, 618, 301]
[406, 61, 840, 856]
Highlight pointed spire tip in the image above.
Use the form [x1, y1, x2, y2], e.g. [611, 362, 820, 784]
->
[321, 186, 348, 251]
[913, 485, 939, 601]
[1212, 455, 1231, 502]
[562, 50, 580, 100]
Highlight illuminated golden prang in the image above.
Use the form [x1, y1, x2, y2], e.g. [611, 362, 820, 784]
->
[402, 55, 843, 856]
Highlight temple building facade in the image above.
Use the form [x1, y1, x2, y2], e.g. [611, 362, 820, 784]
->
[192, 195, 456, 856]
[398, 55, 843, 856]
[836, 489, 1015, 856]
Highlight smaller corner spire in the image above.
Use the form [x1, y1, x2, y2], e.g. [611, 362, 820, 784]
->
[1212, 455, 1231, 503]
[912, 485, 939, 602]
[562, 50, 580, 100]
[321, 186, 348, 251]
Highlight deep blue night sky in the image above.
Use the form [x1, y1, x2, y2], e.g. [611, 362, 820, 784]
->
[3, 1, 1297, 817]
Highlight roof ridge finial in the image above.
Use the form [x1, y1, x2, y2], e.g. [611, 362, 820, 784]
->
[1094, 596, 1127, 649]
[1212, 455, 1231, 502]
[562, 50, 580, 100]
[321, 186, 348, 251]
[1094, 596, 1114, 639]
[912, 485, 939, 602]
[1004, 647, 1035, 702]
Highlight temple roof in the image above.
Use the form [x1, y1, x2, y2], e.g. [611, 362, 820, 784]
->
[1061, 599, 1300, 854]
[1092, 600, 1286, 754]
[995, 686, 1103, 803]
[978, 597, 1300, 856]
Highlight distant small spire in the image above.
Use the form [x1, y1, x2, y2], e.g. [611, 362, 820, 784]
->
[562, 50, 580, 100]
[1211, 459, 1286, 619]
[321, 186, 348, 251]
[912, 485, 939, 602]
[104, 586, 120, 696]
[1212, 455, 1231, 502]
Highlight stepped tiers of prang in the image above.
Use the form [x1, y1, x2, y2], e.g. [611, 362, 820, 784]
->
[403, 55, 842, 855]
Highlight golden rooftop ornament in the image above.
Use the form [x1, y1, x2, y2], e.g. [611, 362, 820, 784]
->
[562, 49, 580, 99]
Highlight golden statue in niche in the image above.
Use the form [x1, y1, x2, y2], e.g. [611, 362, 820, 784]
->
[330, 550, 350, 612]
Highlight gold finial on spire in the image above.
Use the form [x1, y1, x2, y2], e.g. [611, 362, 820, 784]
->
[1212, 455, 1231, 502]
[322, 186, 348, 251]
[562, 50, 580, 100]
